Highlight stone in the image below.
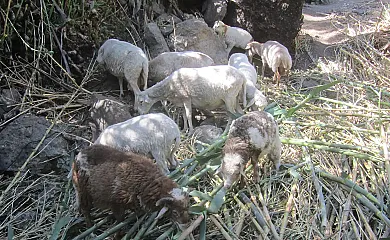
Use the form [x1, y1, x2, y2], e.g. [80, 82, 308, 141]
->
[202, 0, 228, 27]
[192, 124, 223, 151]
[223, 0, 305, 53]
[89, 94, 132, 141]
[169, 18, 228, 64]
[156, 13, 182, 37]
[144, 22, 170, 59]
[0, 114, 70, 174]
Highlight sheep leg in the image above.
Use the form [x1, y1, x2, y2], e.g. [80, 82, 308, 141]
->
[251, 152, 260, 183]
[274, 70, 281, 87]
[261, 58, 266, 81]
[183, 101, 194, 134]
[182, 109, 189, 132]
[118, 78, 125, 98]
[111, 206, 126, 240]
[81, 206, 93, 227]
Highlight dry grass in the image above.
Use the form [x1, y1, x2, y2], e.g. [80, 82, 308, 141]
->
[1, 1, 390, 239]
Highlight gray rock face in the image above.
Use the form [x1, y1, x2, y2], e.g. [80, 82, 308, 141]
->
[89, 95, 132, 141]
[202, 0, 228, 27]
[0, 88, 21, 120]
[144, 22, 170, 59]
[156, 13, 182, 37]
[192, 125, 223, 151]
[169, 18, 228, 64]
[0, 114, 69, 174]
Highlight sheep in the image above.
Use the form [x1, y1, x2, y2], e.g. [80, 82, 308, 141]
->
[228, 53, 268, 111]
[148, 51, 215, 84]
[94, 113, 180, 175]
[218, 111, 281, 189]
[213, 21, 253, 54]
[72, 144, 190, 236]
[245, 40, 292, 87]
[135, 65, 247, 133]
[96, 38, 148, 98]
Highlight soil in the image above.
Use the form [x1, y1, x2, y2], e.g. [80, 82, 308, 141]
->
[301, 0, 389, 60]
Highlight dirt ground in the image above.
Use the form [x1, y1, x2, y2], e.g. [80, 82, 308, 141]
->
[301, 0, 389, 60]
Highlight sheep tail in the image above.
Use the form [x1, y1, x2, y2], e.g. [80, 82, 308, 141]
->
[141, 59, 148, 91]
[96, 46, 104, 63]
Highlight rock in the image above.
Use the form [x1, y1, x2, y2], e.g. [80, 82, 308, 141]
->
[0, 88, 21, 121]
[223, 0, 305, 53]
[144, 22, 170, 59]
[192, 125, 223, 151]
[156, 13, 182, 37]
[0, 114, 69, 174]
[200, 114, 228, 129]
[202, 0, 228, 27]
[89, 94, 132, 141]
[170, 18, 228, 64]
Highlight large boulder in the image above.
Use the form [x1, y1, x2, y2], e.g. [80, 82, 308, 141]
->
[156, 13, 182, 37]
[0, 114, 70, 174]
[169, 18, 228, 64]
[202, 0, 228, 27]
[144, 22, 170, 59]
[223, 0, 305, 53]
[89, 94, 132, 141]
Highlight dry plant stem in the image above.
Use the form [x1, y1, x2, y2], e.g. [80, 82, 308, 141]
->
[94, 216, 135, 240]
[381, 124, 390, 194]
[177, 214, 205, 240]
[239, 192, 267, 228]
[122, 214, 147, 240]
[209, 215, 233, 240]
[234, 208, 247, 237]
[251, 217, 270, 240]
[144, 222, 172, 236]
[155, 226, 175, 240]
[318, 170, 386, 212]
[133, 212, 158, 240]
[254, 185, 281, 240]
[280, 137, 378, 154]
[340, 159, 357, 237]
[71, 217, 109, 240]
[280, 178, 298, 239]
[354, 203, 378, 240]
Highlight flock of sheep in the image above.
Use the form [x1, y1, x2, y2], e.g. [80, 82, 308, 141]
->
[71, 20, 292, 238]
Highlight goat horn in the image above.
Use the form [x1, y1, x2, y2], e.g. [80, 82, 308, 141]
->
[156, 197, 174, 206]
[155, 206, 169, 220]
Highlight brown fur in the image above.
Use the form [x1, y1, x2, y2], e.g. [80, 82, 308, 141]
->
[221, 111, 281, 188]
[72, 145, 189, 229]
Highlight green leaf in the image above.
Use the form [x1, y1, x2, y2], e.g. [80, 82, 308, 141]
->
[8, 223, 14, 240]
[207, 188, 227, 213]
[189, 205, 207, 214]
[199, 212, 207, 240]
[50, 216, 73, 240]
[190, 190, 213, 201]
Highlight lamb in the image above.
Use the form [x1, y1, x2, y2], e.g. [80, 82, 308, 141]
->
[228, 53, 268, 111]
[245, 40, 292, 87]
[135, 65, 247, 133]
[213, 21, 253, 54]
[96, 38, 148, 98]
[94, 113, 180, 175]
[148, 51, 215, 84]
[218, 111, 281, 189]
[72, 144, 190, 235]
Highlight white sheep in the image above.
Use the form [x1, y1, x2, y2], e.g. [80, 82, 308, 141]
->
[245, 40, 292, 87]
[228, 53, 268, 111]
[213, 21, 253, 54]
[136, 65, 247, 133]
[94, 113, 180, 175]
[148, 51, 215, 84]
[218, 111, 281, 189]
[96, 38, 148, 97]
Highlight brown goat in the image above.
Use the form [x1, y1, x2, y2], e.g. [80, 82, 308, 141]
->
[72, 144, 190, 230]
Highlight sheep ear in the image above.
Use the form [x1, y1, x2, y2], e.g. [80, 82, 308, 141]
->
[155, 206, 169, 220]
[156, 197, 174, 206]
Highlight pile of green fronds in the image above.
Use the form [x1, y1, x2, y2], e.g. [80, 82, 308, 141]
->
[1, 0, 390, 239]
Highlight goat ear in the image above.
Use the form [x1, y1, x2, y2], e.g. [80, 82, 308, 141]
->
[155, 206, 169, 220]
[156, 197, 174, 206]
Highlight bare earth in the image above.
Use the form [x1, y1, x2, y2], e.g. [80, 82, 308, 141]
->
[301, 0, 389, 59]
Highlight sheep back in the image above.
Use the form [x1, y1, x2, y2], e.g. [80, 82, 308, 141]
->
[94, 113, 180, 174]
[148, 51, 215, 84]
[220, 111, 281, 188]
[228, 53, 257, 85]
[97, 39, 148, 94]
[259, 41, 292, 75]
[72, 144, 189, 225]
[225, 26, 253, 49]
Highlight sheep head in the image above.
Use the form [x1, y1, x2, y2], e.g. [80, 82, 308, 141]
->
[213, 20, 227, 36]
[136, 94, 154, 114]
[219, 153, 244, 188]
[155, 188, 190, 226]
